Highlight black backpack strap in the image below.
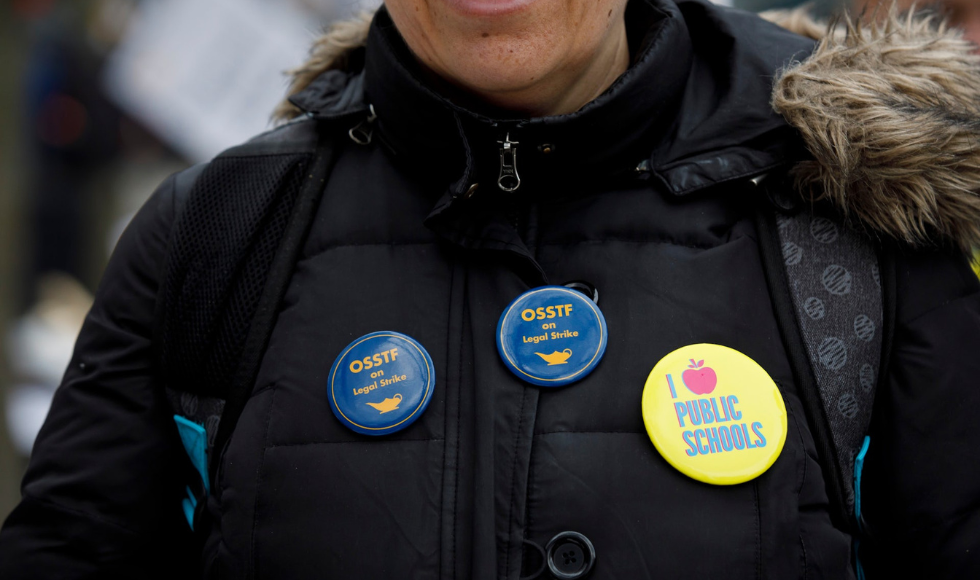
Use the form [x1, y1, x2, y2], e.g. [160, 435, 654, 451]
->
[209, 128, 338, 483]
[755, 183, 885, 533]
[156, 118, 340, 528]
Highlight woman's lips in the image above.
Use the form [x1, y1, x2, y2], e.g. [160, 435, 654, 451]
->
[443, 0, 538, 18]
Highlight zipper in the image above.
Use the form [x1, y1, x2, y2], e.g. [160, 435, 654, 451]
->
[347, 104, 378, 145]
[497, 132, 521, 192]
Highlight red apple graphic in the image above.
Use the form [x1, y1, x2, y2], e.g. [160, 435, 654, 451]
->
[682, 359, 717, 395]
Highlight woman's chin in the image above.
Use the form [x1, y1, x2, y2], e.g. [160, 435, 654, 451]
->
[431, 54, 559, 107]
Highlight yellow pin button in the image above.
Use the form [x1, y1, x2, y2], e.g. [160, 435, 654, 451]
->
[642, 344, 787, 485]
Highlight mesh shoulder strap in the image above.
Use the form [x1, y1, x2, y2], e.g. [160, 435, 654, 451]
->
[756, 195, 887, 531]
[156, 123, 339, 487]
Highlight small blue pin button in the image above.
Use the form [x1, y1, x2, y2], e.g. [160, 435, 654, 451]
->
[496, 286, 608, 387]
[327, 331, 435, 436]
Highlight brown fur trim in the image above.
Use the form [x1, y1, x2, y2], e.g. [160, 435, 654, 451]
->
[772, 7, 980, 250]
[272, 10, 375, 122]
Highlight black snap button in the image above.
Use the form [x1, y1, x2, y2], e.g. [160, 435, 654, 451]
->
[545, 531, 595, 580]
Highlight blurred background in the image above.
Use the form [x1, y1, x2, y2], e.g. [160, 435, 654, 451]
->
[0, 0, 382, 522]
[0, 0, 971, 523]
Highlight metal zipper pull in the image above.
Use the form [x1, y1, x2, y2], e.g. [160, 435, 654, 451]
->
[348, 104, 378, 145]
[497, 133, 521, 192]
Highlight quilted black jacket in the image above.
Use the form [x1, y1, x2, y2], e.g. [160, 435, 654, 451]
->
[2, 1, 979, 578]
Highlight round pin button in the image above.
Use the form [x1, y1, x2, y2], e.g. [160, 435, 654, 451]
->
[327, 331, 435, 436]
[641, 344, 787, 485]
[496, 286, 608, 387]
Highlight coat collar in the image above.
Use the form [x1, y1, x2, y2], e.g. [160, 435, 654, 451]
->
[284, 3, 980, 251]
[290, 0, 814, 200]
[286, 0, 817, 275]
[360, 0, 694, 199]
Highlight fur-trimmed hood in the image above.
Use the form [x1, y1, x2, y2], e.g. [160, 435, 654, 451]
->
[277, 4, 980, 250]
[765, 7, 980, 251]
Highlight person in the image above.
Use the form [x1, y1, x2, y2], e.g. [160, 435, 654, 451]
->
[2, 0, 980, 578]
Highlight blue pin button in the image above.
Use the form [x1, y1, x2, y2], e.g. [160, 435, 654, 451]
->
[327, 331, 435, 436]
[496, 286, 608, 387]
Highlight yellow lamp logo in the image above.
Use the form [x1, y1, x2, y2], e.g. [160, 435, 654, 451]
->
[535, 349, 573, 366]
[366, 394, 403, 414]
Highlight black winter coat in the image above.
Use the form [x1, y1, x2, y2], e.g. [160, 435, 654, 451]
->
[3, 1, 980, 578]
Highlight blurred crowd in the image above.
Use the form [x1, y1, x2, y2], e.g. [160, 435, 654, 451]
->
[0, 0, 977, 521]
